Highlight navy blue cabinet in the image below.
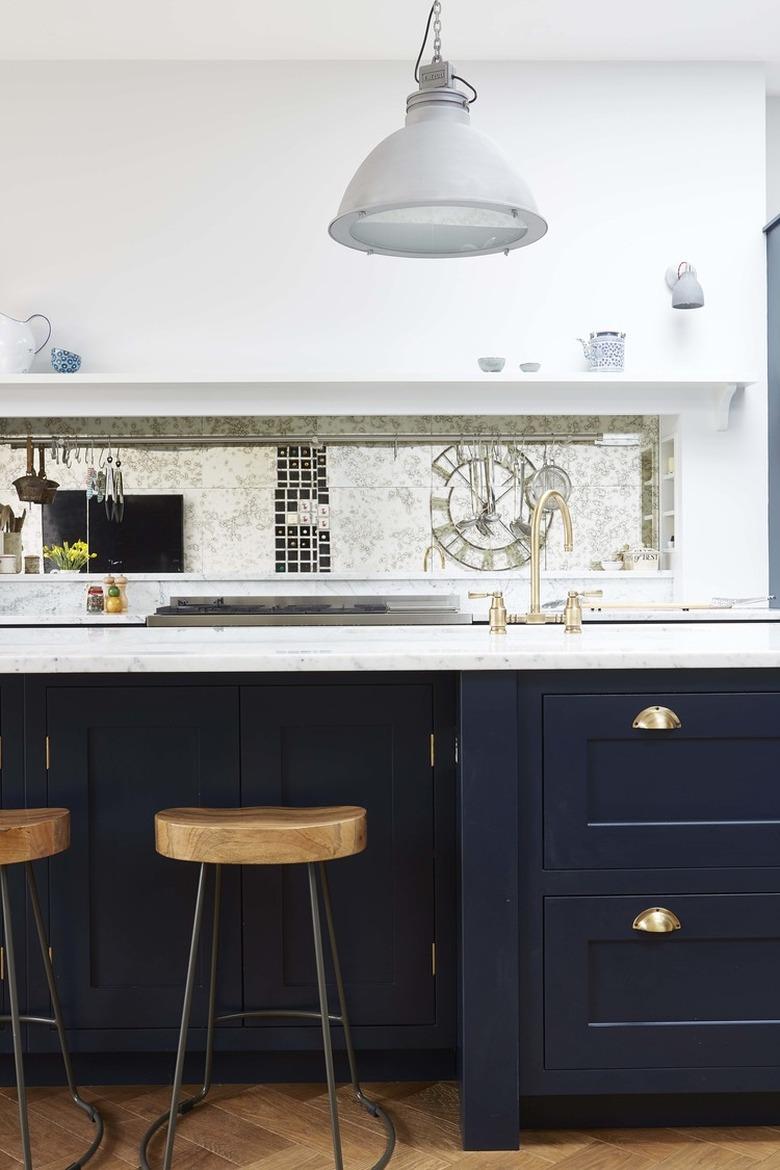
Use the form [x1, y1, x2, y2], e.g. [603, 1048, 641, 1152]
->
[544, 691, 780, 869]
[40, 685, 242, 1048]
[9, 675, 455, 1067]
[0, 679, 26, 1046]
[240, 683, 439, 1041]
[514, 670, 780, 1122]
[545, 893, 780, 1070]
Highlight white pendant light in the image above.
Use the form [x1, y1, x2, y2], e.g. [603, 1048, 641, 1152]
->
[328, 1, 547, 259]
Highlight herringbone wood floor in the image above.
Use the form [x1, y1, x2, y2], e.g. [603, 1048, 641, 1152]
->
[0, 1081, 778, 1170]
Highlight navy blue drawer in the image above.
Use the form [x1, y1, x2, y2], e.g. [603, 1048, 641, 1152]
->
[545, 893, 780, 1070]
[543, 692, 780, 869]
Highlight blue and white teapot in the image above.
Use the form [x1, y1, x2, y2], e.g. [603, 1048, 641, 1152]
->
[577, 330, 625, 373]
[0, 311, 51, 374]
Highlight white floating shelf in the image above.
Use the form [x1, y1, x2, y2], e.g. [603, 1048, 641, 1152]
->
[0, 372, 754, 429]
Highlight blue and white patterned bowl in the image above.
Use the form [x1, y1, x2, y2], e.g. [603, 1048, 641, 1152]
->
[51, 347, 81, 374]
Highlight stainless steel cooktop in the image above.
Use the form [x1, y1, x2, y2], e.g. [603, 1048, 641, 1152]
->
[146, 595, 472, 627]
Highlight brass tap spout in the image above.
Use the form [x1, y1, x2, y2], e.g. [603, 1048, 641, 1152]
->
[423, 543, 446, 572]
[528, 490, 573, 622]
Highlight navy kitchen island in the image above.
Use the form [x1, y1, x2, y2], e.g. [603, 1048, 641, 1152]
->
[1, 623, 780, 1150]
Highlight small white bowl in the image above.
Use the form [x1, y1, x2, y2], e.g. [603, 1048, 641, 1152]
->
[478, 356, 505, 373]
[600, 560, 624, 571]
[0, 555, 18, 574]
[519, 361, 541, 373]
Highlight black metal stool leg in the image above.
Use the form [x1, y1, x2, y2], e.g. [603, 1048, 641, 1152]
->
[0, 866, 32, 1170]
[141, 858, 394, 1170]
[25, 863, 104, 1168]
[318, 862, 396, 1168]
[308, 862, 344, 1170]
[162, 861, 208, 1170]
[139, 863, 222, 1170]
[196, 862, 221, 1105]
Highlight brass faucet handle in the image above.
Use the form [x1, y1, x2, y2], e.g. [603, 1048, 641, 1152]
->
[562, 589, 603, 634]
[468, 591, 508, 635]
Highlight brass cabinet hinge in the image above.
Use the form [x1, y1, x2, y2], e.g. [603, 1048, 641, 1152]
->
[431, 941, 436, 977]
[429, 733, 435, 768]
[45, 735, 50, 771]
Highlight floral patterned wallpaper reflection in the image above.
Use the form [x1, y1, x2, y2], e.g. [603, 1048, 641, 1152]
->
[0, 414, 657, 576]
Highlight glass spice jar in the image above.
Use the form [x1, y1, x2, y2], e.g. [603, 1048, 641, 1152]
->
[86, 585, 105, 614]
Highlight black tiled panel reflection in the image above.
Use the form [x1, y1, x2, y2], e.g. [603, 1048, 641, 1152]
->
[274, 445, 330, 573]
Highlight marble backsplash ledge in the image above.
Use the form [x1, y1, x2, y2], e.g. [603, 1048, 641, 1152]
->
[0, 573, 674, 619]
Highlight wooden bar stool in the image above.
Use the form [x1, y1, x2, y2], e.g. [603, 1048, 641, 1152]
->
[140, 806, 395, 1170]
[0, 809, 103, 1169]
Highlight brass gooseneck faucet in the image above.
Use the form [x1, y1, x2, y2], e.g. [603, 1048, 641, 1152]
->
[470, 491, 601, 634]
[527, 489, 573, 622]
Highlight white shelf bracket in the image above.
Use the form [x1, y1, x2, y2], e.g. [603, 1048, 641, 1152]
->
[713, 383, 740, 431]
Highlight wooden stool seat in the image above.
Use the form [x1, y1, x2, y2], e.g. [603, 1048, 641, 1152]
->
[155, 806, 367, 865]
[0, 809, 70, 865]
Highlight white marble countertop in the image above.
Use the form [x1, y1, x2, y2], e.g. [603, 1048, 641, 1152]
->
[0, 622, 779, 672]
[0, 609, 777, 629]
[580, 608, 780, 622]
[0, 614, 145, 626]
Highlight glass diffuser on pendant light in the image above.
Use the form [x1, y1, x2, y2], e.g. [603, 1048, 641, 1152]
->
[328, 1, 548, 259]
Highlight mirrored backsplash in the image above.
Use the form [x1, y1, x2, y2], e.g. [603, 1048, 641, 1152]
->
[0, 414, 659, 578]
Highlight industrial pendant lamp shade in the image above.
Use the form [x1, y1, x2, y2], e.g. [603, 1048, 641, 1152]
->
[328, 4, 547, 259]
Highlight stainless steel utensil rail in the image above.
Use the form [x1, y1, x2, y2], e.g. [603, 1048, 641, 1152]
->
[1, 431, 633, 450]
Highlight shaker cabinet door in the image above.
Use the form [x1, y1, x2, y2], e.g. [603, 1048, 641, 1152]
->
[545, 893, 780, 1070]
[42, 685, 242, 1039]
[240, 683, 437, 1038]
[543, 692, 780, 869]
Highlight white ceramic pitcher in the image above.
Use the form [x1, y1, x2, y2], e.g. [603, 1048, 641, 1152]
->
[0, 311, 51, 374]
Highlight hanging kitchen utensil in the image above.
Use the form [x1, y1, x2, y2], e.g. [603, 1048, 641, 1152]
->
[14, 437, 40, 502]
[111, 451, 125, 523]
[36, 445, 59, 504]
[14, 436, 58, 504]
[104, 445, 116, 520]
[526, 445, 572, 513]
[509, 449, 532, 539]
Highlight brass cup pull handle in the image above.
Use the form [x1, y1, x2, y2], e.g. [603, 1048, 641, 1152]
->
[632, 705, 681, 731]
[632, 907, 682, 933]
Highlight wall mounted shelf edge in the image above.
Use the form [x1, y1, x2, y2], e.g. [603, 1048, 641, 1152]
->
[0, 373, 753, 429]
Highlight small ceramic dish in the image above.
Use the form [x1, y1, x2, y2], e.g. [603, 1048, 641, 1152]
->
[0, 554, 18, 574]
[478, 356, 505, 373]
[519, 362, 541, 373]
[601, 560, 624, 571]
[51, 347, 82, 374]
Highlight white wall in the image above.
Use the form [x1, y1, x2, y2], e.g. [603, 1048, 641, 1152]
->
[0, 61, 768, 596]
[768, 96, 780, 220]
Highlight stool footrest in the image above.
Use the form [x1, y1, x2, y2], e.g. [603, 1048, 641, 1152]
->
[0, 1014, 56, 1028]
[217, 1007, 345, 1025]
[140, 1082, 396, 1170]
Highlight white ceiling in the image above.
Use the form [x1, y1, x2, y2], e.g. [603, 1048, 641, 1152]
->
[5, 0, 780, 91]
